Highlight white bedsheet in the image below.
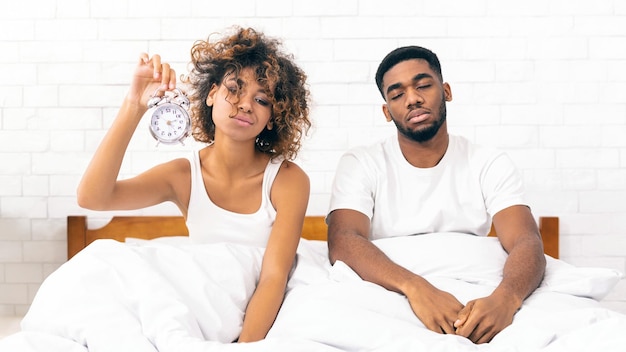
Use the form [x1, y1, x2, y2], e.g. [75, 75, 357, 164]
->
[1, 234, 624, 352]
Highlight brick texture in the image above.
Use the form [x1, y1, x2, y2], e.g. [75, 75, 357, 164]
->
[1, 0, 625, 315]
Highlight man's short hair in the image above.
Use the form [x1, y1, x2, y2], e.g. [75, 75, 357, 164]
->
[375, 46, 443, 99]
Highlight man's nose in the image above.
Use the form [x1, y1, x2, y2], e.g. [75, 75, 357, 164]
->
[406, 88, 424, 107]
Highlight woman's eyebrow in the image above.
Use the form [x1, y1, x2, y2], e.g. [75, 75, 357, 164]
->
[232, 77, 269, 96]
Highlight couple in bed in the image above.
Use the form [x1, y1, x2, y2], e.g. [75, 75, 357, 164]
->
[77, 26, 546, 345]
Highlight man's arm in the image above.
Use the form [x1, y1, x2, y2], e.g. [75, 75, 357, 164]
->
[454, 205, 546, 343]
[327, 209, 464, 335]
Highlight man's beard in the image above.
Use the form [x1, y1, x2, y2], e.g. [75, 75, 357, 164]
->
[392, 99, 447, 143]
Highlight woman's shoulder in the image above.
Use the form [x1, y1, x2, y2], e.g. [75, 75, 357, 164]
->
[277, 158, 308, 177]
[269, 160, 309, 212]
[273, 160, 309, 189]
[165, 156, 192, 169]
[152, 157, 193, 183]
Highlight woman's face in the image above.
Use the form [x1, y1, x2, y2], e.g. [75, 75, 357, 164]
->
[207, 67, 274, 142]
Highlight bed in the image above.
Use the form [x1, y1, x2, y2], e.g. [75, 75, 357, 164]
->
[2, 215, 625, 352]
[66, 215, 560, 259]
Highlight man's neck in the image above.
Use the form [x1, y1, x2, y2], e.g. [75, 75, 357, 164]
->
[397, 131, 449, 168]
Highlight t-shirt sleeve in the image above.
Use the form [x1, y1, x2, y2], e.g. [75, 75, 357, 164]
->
[328, 150, 375, 219]
[481, 151, 527, 217]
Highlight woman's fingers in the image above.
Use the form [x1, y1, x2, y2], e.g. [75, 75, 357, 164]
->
[160, 63, 176, 90]
[151, 54, 162, 79]
[168, 68, 177, 89]
[131, 53, 177, 103]
[139, 52, 150, 64]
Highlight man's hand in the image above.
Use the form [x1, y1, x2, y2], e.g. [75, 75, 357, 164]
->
[453, 291, 520, 344]
[404, 278, 464, 335]
[452, 205, 546, 344]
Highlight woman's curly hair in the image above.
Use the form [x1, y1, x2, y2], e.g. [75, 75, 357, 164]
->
[185, 27, 311, 161]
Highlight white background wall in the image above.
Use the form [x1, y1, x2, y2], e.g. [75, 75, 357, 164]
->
[1, 0, 625, 316]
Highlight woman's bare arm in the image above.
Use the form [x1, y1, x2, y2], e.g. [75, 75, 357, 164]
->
[77, 54, 182, 211]
[237, 162, 310, 342]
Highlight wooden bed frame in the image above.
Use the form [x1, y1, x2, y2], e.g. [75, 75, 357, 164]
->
[67, 215, 559, 260]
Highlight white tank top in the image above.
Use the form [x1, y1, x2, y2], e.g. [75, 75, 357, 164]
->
[185, 150, 282, 248]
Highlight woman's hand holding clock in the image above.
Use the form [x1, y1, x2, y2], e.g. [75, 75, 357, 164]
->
[126, 53, 178, 110]
[119, 53, 191, 146]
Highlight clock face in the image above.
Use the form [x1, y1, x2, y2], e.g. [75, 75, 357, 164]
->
[149, 103, 190, 144]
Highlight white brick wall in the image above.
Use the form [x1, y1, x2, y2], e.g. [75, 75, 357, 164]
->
[1, 0, 625, 316]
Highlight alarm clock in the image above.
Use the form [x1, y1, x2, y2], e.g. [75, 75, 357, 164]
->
[146, 88, 191, 146]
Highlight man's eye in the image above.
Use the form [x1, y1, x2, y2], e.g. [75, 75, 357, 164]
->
[417, 84, 431, 90]
[390, 92, 403, 100]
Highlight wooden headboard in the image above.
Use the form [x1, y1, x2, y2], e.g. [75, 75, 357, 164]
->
[67, 215, 559, 260]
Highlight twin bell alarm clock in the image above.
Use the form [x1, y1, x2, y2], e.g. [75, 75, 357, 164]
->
[146, 88, 191, 146]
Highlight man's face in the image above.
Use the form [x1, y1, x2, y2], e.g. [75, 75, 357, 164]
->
[381, 59, 452, 143]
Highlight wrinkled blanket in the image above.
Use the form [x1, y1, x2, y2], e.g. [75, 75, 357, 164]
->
[2, 234, 625, 352]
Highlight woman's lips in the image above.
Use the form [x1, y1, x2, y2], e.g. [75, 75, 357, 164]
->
[233, 115, 253, 125]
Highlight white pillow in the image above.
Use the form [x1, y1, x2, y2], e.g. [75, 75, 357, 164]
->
[373, 233, 507, 285]
[372, 233, 623, 300]
[125, 236, 190, 245]
[538, 256, 623, 300]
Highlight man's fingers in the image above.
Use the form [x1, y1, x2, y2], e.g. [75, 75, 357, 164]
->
[458, 311, 498, 344]
[441, 322, 456, 335]
[454, 301, 472, 330]
[475, 330, 496, 345]
[424, 314, 460, 335]
[455, 307, 478, 337]
[468, 323, 497, 344]
[454, 315, 466, 329]
[427, 322, 455, 335]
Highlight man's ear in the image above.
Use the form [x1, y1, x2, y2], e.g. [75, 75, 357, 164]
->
[443, 82, 453, 102]
[382, 104, 393, 122]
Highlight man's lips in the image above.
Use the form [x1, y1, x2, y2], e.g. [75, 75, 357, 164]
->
[407, 109, 430, 124]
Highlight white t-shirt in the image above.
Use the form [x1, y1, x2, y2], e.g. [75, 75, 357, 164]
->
[328, 134, 526, 240]
[185, 150, 281, 247]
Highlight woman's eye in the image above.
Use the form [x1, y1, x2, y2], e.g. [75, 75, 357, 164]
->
[255, 98, 270, 106]
[225, 84, 238, 94]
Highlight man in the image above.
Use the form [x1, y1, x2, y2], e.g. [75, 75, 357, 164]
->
[326, 46, 546, 344]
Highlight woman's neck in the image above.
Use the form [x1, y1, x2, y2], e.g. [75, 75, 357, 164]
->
[200, 138, 269, 179]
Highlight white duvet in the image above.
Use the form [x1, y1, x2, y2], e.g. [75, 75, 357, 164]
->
[1, 233, 625, 352]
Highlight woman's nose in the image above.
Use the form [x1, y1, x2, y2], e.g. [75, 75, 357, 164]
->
[237, 94, 253, 112]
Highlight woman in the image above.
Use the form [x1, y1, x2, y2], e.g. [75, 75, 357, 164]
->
[77, 26, 311, 342]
